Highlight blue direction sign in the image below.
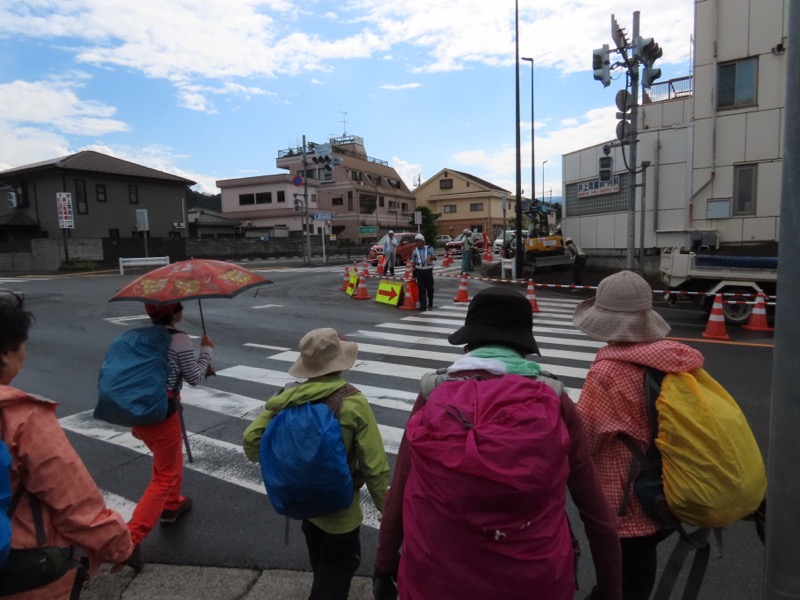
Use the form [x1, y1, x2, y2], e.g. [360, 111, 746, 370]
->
[312, 212, 332, 221]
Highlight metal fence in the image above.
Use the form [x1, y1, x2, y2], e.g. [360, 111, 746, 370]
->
[643, 76, 693, 104]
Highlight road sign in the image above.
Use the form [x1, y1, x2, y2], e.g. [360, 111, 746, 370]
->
[312, 212, 332, 221]
[56, 192, 74, 229]
[359, 226, 377, 235]
[414, 211, 422, 225]
[292, 176, 303, 187]
[374, 280, 402, 306]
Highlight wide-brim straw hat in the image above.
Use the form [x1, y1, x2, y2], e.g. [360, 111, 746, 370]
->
[288, 328, 358, 378]
[448, 287, 540, 355]
[573, 270, 670, 342]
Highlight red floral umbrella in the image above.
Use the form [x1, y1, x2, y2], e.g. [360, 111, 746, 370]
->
[110, 258, 272, 332]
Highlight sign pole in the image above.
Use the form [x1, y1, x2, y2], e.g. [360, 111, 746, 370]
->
[62, 229, 70, 262]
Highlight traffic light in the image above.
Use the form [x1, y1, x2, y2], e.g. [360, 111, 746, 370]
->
[313, 153, 334, 174]
[636, 36, 663, 88]
[598, 156, 613, 182]
[592, 44, 611, 88]
[293, 194, 302, 212]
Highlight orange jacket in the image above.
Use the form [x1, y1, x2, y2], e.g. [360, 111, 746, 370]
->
[1, 386, 133, 599]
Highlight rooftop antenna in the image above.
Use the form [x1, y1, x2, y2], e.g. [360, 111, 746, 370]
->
[339, 111, 348, 136]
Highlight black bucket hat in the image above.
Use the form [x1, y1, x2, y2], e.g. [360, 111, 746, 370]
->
[448, 286, 540, 355]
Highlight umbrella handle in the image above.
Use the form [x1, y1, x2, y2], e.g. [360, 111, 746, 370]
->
[197, 299, 206, 335]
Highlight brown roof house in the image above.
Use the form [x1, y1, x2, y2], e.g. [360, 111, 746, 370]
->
[0, 151, 195, 271]
[414, 168, 515, 241]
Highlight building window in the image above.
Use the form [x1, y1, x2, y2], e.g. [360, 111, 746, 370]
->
[128, 184, 139, 204]
[387, 178, 402, 189]
[718, 58, 757, 109]
[443, 204, 457, 213]
[401, 202, 409, 214]
[440, 179, 453, 189]
[75, 180, 88, 214]
[277, 190, 286, 203]
[96, 184, 107, 203]
[379, 196, 385, 207]
[108, 228, 120, 239]
[388, 200, 398, 212]
[332, 196, 343, 206]
[348, 191, 353, 211]
[256, 192, 272, 204]
[469, 203, 484, 212]
[733, 164, 757, 215]
[349, 170, 363, 182]
[239, 193, 255, 205]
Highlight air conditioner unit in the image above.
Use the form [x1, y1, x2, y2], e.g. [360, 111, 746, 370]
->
[172, 222, 186, 229]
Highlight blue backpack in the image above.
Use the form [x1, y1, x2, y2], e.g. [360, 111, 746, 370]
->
[0, 440, 11, 567]
[95, 326, 174, 427]
[260, 385, 358, 520]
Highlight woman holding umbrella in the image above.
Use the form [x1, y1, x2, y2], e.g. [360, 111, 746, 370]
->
[121, 302, 213, 568]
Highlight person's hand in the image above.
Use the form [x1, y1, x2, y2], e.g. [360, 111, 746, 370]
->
[372, 570, 398, 600]
[200, 335, 214, 348]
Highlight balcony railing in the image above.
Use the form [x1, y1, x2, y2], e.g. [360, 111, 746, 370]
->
[642, 76, 693, 104]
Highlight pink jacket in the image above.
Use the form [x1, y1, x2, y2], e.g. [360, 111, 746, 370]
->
[1, 386, 133, 599]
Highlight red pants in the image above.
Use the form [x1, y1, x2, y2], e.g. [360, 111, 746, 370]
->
[128, 411, 185, 545]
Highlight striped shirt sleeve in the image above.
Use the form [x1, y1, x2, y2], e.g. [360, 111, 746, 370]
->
[167, 331, 212, 391]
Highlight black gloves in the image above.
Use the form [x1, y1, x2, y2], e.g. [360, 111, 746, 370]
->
[372, 570, 398, 600]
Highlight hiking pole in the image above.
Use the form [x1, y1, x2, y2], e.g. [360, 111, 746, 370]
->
[178, 403, 194, 463]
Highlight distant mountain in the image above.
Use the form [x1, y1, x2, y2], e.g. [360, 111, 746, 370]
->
[187, 188, 221, 211]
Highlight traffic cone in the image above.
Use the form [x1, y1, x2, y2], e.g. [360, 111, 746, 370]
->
[742, 292, 774, 332]
[400, 280, 419, 311]
[444, 251, 453, 267]
[376, 254, 385, 276]
[526, 279, 540, 313]
[353, 273, 371, 300]
[339, 266, 350, 291]
[453, 273, 470, 303]
[482, 244, 493, 263]
[361, 259, 370, 280]
[702, 293, 730, 340]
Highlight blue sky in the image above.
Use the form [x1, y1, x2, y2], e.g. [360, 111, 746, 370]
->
[0, 1, 694, 198]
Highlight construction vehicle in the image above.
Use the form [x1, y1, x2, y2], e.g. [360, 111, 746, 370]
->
[521, 201, 572, 274]
[659, 246, 778, 324]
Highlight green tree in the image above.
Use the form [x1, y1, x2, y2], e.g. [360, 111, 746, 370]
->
[407, 206, 441, 243]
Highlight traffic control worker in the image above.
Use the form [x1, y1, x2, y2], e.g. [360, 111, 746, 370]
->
[412, 234, 435, 312]
[381, 231, 398, 276]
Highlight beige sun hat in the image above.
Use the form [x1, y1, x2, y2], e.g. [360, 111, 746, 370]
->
[572, 270, 670, 342]
[288, 328, 358, 378]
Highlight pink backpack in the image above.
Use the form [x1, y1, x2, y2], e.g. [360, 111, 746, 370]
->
[399, 374, 574, 600]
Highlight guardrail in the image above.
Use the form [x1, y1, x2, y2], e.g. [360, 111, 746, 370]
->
[119, 256, 170, 275]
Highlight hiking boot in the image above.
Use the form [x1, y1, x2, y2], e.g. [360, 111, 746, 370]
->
[160, 496, 193, 526]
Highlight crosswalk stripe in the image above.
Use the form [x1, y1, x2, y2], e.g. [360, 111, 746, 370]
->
[349, 329, 604, 351]
[401, 314, 575, 327]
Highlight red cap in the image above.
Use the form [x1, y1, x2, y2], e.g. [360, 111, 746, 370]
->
[145, 303, 182, 318]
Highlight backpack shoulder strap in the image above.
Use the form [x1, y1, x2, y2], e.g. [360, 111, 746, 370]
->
[321, 384, 360, 419]
[535, 371, 564, 397]
[420, 369, 450, 400]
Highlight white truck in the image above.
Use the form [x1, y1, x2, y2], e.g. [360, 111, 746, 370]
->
[659, 247, 778, 324]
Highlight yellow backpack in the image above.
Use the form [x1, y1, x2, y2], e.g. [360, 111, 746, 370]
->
[657, 368, 766, 526]
[619, 367, 766, 600]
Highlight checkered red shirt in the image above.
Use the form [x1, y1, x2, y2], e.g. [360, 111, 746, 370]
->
[577, 340, 704, 537]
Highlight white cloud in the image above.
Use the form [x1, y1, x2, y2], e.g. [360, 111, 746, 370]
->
[0, 1, 694, 101]
[380, 83, 421, 90]
[391, 156, 422, 189]
[451, 105, 618, 197]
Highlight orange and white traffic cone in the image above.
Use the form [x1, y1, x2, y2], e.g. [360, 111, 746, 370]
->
[742, 292, 774, 332]
[444, 251, 453, 267]
[399, 267, 418, 311]
[339, 266, 350, 291]
[361, 259, 370, 280]
[353, 273, 371, 300]
[453, 273, 470, 303]
[526, 279, 540, 313]
[702, 293, 730, 340]
[482, 244, 493, 263]
[376, 254, 385, 276]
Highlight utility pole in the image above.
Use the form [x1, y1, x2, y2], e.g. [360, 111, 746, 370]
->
[514, 0, 524, 279]
[301, 135, 311, 265]
[626, 11, 640, 271]
[764, 0, 800, 595]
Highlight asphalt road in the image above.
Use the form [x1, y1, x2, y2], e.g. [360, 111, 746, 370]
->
[3, 263, 773, 598]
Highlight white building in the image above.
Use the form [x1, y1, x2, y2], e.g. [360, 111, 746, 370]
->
[562, 0, 787, 269]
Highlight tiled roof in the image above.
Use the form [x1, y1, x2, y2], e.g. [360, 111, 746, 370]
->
[0, 151, 195, 185]
[450, 169, 510, 193]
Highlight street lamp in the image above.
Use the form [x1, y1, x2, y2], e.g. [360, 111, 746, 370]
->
[541, 160, 548, 205]
[521, 57, 535, 210]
